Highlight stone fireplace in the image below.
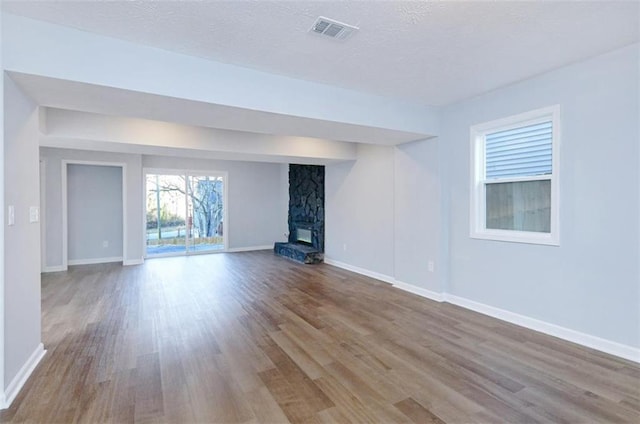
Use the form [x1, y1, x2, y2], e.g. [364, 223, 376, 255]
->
[274, 164, 324, 264]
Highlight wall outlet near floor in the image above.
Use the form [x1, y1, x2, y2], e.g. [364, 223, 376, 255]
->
[343, 243, 347, 252]
[428, 260, 435, 272]
[103, 240, 109, 248]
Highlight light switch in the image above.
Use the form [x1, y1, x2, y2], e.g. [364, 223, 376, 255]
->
[8, 205, 15, 226]
[29, 206, 39, 223]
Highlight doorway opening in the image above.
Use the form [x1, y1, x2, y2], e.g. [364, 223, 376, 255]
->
[61, 161, 127, 268]
[145, 171, 227, 257]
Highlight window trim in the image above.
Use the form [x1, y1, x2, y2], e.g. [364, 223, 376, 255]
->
[469, 105, 560, 246]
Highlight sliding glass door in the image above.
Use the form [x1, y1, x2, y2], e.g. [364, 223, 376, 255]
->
[145, 171, 225, 257]
[146, 174, 187, 256]
[187, 175, 224, 253]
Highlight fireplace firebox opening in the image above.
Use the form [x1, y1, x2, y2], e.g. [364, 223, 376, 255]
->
[294, 224, 313, 245]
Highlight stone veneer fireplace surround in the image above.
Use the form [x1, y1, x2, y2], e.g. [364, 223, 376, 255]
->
[274, 164, 324, 264]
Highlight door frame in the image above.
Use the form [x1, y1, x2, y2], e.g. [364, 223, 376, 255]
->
[143, 168, 229, 258]
[40, 159, 46, 272]
[61, 160, 128, 269]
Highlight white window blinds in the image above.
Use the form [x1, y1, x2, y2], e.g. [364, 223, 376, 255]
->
[485, 121, 553, 179]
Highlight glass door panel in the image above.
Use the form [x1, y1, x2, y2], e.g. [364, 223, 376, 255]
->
[187, 175, 224, 252]
[146, 174, 188, 256]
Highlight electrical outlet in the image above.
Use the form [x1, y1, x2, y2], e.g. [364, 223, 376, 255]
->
[103, 240, 109, 248]
[428, 260, 435, 272]
[343, 243, 347, 252]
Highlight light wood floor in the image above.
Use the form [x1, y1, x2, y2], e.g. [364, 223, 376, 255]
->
[1, 251, 639, 423]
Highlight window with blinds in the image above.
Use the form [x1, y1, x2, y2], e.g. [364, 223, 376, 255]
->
[485, 121, 552, 180]
[470, 106, 560, 246]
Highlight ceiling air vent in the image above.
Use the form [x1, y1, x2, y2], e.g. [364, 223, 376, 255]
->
[310, 16, 358, 41]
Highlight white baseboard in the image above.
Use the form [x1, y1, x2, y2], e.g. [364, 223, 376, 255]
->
[393, 280, 446, 302]
[227, 245, 274, 253]
[444, 294, 640, 363]
[323, 258, 395, 285]
[68, 256, 122, 266]
[1, 343, 46, 409]
[123, 258, 144, 266]
[324, 260, 640, 364]
[42, 265, 67, 273]
[324, 259, 444, 301]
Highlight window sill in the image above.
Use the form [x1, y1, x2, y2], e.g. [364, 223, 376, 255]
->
[470, 229, 559, 246]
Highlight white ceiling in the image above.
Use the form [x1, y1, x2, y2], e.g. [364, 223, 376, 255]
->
[3, 0, 638, 107]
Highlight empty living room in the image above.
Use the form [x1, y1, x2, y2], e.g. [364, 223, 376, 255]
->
[0, 1, 639, 423]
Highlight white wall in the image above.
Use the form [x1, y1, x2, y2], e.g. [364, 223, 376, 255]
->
[67, 164, 123, 262]
[40, 148, 143, 267]
[393, 138, 443, 293]
[325, 144, 395, 277]
[3, 75, 41, 388]
[325, 140, 444, 293]
[441, 44, 639, 348]
[0, 12, 5, 402]
[142, 155, 287, 249]
[324, 44, 639, 356]
[42, 149, 289, 267]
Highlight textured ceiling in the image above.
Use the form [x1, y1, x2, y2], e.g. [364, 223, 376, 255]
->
[2, 1, 639, 106]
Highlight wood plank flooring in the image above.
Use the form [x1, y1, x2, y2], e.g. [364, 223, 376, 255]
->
[1, 251, 638, 423]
